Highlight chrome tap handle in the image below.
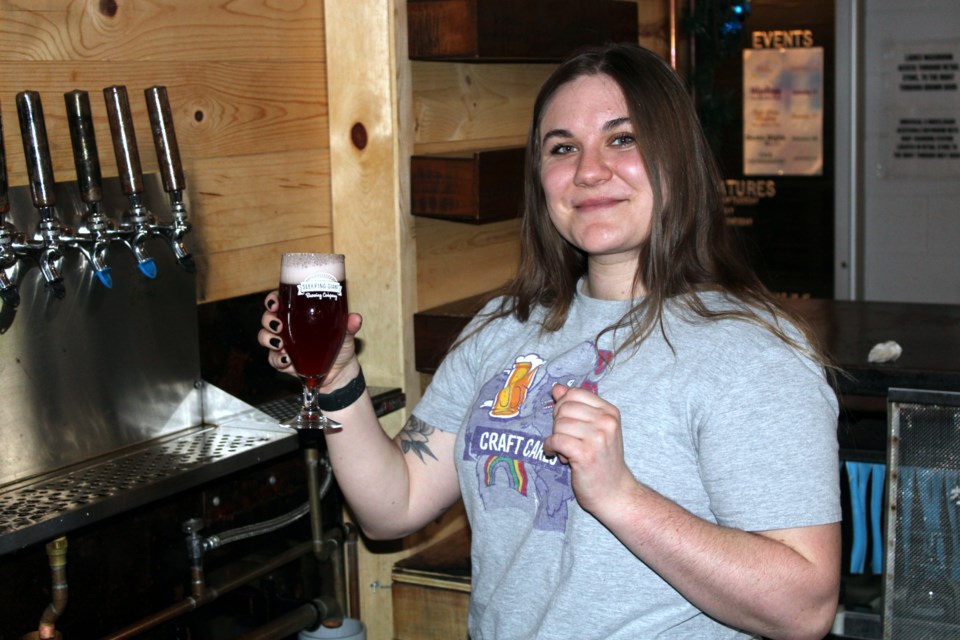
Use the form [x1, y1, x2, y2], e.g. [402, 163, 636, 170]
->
[15, 92, 65, 299]
[145, 85, 195, 274]
[16, 91, 57, 215]
[64, 90, 104, 206]
[103, 85, 157, 279]
[103, 85, 144, 199]
[64, 90, 114, 288]
[145, 86, 185, 195]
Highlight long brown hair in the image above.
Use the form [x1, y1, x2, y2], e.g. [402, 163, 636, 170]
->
[476, 43, 827, 365]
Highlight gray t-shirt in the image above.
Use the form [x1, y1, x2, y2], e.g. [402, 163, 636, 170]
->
[414, 289, 840, 639]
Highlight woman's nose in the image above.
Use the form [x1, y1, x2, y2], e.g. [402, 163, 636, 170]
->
[573, 145, 612, 186]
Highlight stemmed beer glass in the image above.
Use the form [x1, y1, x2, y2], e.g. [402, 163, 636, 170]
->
[278, 252, 348, 430]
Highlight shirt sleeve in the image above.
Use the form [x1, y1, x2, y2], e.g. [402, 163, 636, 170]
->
[694, 321, 841, 531]
[412, 301, 501, 435]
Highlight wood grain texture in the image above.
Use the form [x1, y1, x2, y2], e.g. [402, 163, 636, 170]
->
[408, 0, 638, 62]
[411, 61, 553, 148]
[0, 0, 325, 62]
[323, 0, 419, 638]
[415, 216, 520, 310]
[410, 147, 524, 223]
[392, 583, 471, 640]
[0, 62, 328, 185]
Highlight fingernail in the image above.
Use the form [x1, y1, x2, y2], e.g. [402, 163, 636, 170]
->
[267, 299, 277, 310]
[268, 320, 280, 332]
[269, 337, 281, 348]
[280, 355, 289, 365]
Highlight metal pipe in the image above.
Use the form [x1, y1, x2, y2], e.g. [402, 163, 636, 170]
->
[97, 540, 314, 640]
[343, 523, 360, 620]
[306, 446, 347, 610]
[205, 502, 311, 550]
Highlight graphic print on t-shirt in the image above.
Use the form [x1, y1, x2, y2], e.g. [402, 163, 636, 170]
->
[462, 341, 612, 533]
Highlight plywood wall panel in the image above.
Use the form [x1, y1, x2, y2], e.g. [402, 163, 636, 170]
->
[411, 61, 552, 151]
[195, 234, 332, 303]
[415, 216, 520, 310]
[0, 61, 327, 185]
[0, 0, 325, 62]
[190, 149, 330, 250]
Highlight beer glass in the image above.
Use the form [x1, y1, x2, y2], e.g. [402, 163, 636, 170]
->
[278, 252, 348, 430]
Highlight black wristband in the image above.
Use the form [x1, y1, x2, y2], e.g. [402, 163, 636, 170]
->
[316, 369, 366, 412]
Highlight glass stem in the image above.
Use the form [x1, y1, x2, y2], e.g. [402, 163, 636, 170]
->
[302, 383, 319, 416]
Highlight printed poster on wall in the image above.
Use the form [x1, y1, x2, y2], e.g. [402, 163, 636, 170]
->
[743, 47, 824, 176]
[881, 39, 960, 179]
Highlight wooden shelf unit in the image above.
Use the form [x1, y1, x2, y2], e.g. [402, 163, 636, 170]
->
[411, 147, 524, 223]
[408, 0, 638, 62]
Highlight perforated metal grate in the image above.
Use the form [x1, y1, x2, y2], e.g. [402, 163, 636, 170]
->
[884, 389, 960, 639]
[0, 426, 296, 555]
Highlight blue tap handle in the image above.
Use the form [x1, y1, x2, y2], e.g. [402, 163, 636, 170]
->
[138, 258, 157, 279]
[95, 266, 113, 289]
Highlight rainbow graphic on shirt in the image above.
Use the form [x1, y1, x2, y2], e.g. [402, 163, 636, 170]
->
[484, 455, 529, 496]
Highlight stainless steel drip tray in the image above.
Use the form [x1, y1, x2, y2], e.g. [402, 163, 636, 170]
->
[0, 398, 298, 556]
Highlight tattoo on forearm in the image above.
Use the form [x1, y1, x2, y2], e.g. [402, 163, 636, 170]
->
[399, 416, 439, 464]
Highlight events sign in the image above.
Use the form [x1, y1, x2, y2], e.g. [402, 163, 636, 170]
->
[743, 47, 824, 176]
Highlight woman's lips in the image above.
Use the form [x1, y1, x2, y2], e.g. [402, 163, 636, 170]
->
[574, 197, 623, 212]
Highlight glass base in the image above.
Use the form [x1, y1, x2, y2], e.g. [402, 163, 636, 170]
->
[281, 410, 341, 431]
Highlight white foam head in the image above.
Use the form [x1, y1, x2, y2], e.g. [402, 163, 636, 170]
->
[280, 253, 345, 284]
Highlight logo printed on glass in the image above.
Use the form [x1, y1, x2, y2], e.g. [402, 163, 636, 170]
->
[298, 273, 343, 300]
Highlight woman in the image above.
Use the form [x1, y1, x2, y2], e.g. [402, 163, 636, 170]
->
[260, 43, 840, 640]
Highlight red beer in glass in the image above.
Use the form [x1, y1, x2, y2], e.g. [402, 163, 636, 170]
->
[278, 253, 348, 429]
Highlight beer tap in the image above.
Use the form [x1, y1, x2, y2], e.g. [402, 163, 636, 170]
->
[16, 91, 67, 299]
[103, 85, 157, 279]
[63, 90, 114, 288]
[0, 105, 24, 307]
[145, 85, 195, 273]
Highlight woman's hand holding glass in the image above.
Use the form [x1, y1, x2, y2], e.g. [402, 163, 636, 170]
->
[260, 252, 362, 430]
[260, 293, 363, 390]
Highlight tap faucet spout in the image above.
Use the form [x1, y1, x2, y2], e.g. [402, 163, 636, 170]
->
[64, 89, 116, 288]
[16, 91, 67, 298]
[104, 85, 157, 279]
[146, 86, 195, 273]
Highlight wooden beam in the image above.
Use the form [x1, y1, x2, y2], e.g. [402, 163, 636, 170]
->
[323, 1, 417, 638]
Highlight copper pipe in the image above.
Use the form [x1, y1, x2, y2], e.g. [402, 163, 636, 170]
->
[234, 596, 342, 640]
[36, 537, 68, 640]
[97, 541, 314, 640]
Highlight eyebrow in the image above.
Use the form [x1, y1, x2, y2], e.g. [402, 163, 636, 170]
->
[541, 116, 632, 145]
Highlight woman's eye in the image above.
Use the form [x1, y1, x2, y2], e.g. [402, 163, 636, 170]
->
[611, 133, 636, 147]
[548, 142, 576, 155]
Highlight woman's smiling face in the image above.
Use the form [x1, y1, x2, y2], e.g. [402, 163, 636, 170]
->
[539, 73, 654, 271]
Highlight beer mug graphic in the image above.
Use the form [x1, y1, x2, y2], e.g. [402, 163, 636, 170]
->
[490, 355, 544, 419]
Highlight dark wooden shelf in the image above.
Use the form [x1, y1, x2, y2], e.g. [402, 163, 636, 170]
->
[407, 0, 638, 62]
[414, 293, 489, 373]
[411, 148, 524, 224]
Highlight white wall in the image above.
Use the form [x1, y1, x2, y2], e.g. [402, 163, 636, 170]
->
[836, 0, 960, 303]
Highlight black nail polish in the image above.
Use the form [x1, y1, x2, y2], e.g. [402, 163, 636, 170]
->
[280, 356, 289, 365]
[269, 337, 281, 348]
[267, 299, 277, 310]
[269, 320, 280, 332]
